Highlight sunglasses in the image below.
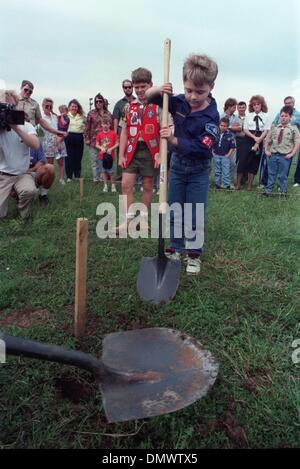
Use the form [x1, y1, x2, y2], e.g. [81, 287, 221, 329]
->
[123, 86, 132, 90]
[24, 88, 33, 94]
[96, 100, 104, 103]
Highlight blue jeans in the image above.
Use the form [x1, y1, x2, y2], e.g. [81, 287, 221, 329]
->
[294, 151, 300, 184]
[265, 153, 291, 193]
[213, 155, 231, 187]
[168, 153, 210, 256]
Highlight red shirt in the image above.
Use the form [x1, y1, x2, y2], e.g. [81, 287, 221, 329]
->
[96, 130, 118, 160]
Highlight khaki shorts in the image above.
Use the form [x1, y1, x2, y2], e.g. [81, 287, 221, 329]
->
[124, 144, 155, 177]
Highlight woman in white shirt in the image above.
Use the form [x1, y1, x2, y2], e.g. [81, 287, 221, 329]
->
[236, 95, 270, 190]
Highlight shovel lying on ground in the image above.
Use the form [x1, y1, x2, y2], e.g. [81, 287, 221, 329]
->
[1, 328, 219, 423]
[137, 39, 181, 305]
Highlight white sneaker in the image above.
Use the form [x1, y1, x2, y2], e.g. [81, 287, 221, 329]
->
[186, 256, 201, 275]
[103, 184, 108, 193]
[56, 154, 62, 161]
[156, 189, 160, 195]
[59, 178, 66, 185]
[111, 185, 117, 193]
[293, 183, 300, 187]
[165, 251, 181, 261]
[66, 178, 72, 183]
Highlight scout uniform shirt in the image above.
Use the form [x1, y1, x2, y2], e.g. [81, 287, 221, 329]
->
[266, 123, 300, 154]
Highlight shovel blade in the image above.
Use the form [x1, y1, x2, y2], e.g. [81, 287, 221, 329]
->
[99, 328, 219, 423]
[137, 256, 181, 305]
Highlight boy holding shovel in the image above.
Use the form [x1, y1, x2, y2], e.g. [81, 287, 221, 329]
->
[146, 54, 219, 274]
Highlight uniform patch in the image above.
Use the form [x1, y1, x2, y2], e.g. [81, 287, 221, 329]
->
[205, 123, 219, 139]
[201, 136, 213, 149]
[127, 145, 133, 153]
[147, 109, 155, 119]
[145, 124, 155, 135]
[130, 127, 137, 137]
[130, 112, 140, 125]
[149, 139, 158, 148]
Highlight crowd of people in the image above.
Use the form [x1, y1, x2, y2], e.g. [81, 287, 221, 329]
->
[1, 60, 300, 274]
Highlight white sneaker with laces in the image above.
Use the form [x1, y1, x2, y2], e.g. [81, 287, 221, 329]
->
[186, 256, 201, 275]
[293, 183, 300, 187]
[165, 251, 181, 261]
[103, 184, 108, 193]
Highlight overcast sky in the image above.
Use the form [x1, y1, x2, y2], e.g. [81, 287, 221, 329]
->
[1, 0, 299, 119]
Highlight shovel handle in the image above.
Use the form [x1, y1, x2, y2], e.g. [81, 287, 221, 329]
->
[0, 333, 162, 383]
[0, 333, 104, 376]
[159, 38, 171, 214]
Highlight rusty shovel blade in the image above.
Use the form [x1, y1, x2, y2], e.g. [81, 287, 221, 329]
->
[100, 328, 219, 423]
[1, 328, 218, 424]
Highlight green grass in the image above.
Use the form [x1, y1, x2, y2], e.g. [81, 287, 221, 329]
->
[0, 151, 299, 448]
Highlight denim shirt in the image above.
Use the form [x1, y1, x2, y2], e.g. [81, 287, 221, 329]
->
[150, 93, 219, 159]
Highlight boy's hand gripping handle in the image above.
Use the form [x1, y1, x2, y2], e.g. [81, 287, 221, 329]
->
[159, 38, 171, 214]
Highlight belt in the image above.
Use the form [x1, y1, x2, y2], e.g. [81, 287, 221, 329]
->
[0, 171, 15, 176]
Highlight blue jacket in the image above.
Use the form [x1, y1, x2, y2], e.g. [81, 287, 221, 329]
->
[213, 130, 236, 156]
[150, 93, 219, 159]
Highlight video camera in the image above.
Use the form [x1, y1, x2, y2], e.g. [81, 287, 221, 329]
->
[0, 103, 24, 131]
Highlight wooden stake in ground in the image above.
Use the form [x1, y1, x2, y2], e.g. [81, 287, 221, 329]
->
[80, 177, 84, 207]
[74, 218, 88, 337]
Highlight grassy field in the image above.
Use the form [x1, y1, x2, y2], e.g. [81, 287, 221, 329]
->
[0, 152, 299, 449]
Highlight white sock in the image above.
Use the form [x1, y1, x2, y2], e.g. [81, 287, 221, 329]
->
[40, 187, 48, 196]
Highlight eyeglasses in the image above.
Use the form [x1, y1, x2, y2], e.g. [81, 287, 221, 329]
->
[95, 100, 104, 104]
[24, 88, 33, 94]
[123, 86, 132, 90]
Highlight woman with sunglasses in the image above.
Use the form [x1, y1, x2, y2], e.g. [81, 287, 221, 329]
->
[84, 93, 113, 182]
[17, 80, 64, 138]
[41, 98, 67, 185]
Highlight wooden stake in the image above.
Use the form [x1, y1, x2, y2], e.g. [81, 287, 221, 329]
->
[74, 218, 88, 337]
[80, 178, 84, 207]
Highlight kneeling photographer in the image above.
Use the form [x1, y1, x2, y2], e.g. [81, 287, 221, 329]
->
[0, 90, 39, 219]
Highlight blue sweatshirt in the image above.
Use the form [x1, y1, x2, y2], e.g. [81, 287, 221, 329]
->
[150, 93, 219, 159]
[213, 130, 236, 156]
